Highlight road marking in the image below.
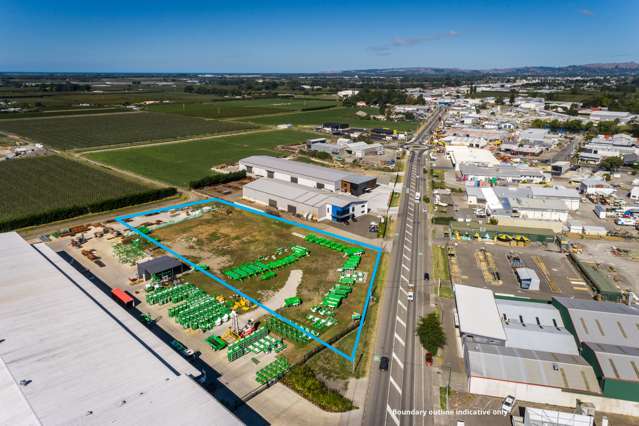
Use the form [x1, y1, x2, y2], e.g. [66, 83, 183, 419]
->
[400, 286, 408, 296]
[398, 300, 407, 310]
[396, 316, 406, 328]
[387, 405, 400, 425]
[402, 263, 410, 271]
[403, 253, 410, 261]
[390, 376, 402, 395]
[406, 229, 412, 237]
[404, 244, 412, 252]
[395, 333, 405, 346]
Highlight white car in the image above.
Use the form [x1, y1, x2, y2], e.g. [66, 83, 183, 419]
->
[407, 292, 414, 302]
[501, 395, 516, 415]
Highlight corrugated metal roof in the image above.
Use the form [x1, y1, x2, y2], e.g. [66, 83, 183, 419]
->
[244, 177, 363, 208]
[0, 232, 241, 426]
[496, 299, 565, 327]
[504, 322, 579, 355]
[553, 297, 639, 347]
[584, 342, 639, 382]
[240, 155, 373, 186]
[466, 343, 600, 394]
[454, 285, 506, 341]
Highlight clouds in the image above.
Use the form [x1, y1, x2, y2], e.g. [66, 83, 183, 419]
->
[368, 30, 459, 56]
[579, 8, 594, 16]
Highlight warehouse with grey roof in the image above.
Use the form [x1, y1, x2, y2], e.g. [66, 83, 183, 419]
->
[239, 155, 376, 195]
[0, 232, 241, 426]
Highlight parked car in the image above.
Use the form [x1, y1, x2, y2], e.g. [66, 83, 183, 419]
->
[425, 352, 433, 366]
[424, 272, 430, 281]
[501, 395, 516, 415]
[407, 292, 414, 302]
[379, 356, 390, 371]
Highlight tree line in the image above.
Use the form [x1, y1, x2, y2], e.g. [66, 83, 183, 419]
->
[189, 170, 246, 189]
[0, 187, 177, 232]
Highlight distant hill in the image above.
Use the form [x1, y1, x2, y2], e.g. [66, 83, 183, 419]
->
[334, 62, 639, 77]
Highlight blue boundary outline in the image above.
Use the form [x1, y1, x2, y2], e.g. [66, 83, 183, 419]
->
[115, 197, 383, 362]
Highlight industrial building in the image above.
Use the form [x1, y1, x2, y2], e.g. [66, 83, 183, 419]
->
[466, 185, 580, 211]
[552, 297, 639, 402]
[0, 232, 241, 426]
[455, 284, 639, 410]
[239, 155, 376, 195]
[445, 145, 500, 170]
[243, 177, 368, 222]
[459, 164, 549, 184]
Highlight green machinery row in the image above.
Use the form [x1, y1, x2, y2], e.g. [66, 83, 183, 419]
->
[322, 284, 353, 309]
[304, 234, 364, 256]
[256, 356, 290, 385]
[146, 283, 231, 331]
[222, 245, 310, 281]
[168, 290, 231, 331]
[227, 327, 287, 362]
[206, 335, 227, 351]
[264, 317, 316, 345]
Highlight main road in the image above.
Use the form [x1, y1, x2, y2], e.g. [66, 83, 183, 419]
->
[362, 109, 444, 426]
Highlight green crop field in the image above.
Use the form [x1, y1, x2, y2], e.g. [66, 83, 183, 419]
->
[0, 155, 162, 225]
[0, 107, 131, 120]
[86, 129, 319, 186]
[0, 112, 256, 150]
[146, 98, 337, 119]
[242, 107, 420, 131]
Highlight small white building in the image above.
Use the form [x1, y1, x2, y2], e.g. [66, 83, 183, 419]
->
[579, 177, 615, 196]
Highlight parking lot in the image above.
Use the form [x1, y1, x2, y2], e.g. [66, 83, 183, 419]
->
[447, 241, 593, 300]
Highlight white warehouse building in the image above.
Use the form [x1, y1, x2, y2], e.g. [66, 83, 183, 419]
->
[239, 155, 376, 196]
[243, 178, 368, 222]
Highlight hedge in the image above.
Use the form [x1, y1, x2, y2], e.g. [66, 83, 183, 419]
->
[188, 170, 246, 189]
[0, 187, 177, 232]
[282, 365, 355, 412]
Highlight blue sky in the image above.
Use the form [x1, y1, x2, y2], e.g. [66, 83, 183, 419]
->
[1, 1, 637, 72]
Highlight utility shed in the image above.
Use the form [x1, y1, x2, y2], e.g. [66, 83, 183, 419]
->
[454, 284, 506, 344]
[137, 255, 189, 280]
[581, 342, 639, 402]
[515, 267, 540, 291]
[0, 232, 242, 426]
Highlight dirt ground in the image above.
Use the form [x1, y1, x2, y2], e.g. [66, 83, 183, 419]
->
[448, 241, 595, 300]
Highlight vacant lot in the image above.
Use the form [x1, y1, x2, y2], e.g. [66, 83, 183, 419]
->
[147, 98, 336, 119]
[149, 204, 375, 358]
[0, 112, 256, 149]
[86, 129, 318, 186]
[243, 107, 420, 131]
[0, 155, 161, 225]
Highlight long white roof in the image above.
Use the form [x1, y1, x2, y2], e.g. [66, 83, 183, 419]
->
[0, 232, 241, 426]
[454, 284, 506, 341]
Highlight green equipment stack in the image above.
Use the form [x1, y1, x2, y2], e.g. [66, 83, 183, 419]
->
[256, 356, 290, 384]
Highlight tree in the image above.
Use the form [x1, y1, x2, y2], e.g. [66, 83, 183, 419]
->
[509, 89, 517, 105]
[599, 156, 624, 172]
[416, 312, 446, 354]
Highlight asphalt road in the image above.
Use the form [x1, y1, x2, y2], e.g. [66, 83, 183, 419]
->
[363, 109, 444, 426]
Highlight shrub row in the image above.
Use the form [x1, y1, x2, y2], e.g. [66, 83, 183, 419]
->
[188, 170, 246, 189]
[282, 365, 355, 412]
[0, 187, 177, 232]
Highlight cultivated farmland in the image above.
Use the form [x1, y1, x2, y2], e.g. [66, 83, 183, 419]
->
[146, 98, 337, 119]
[242, 107, 420, 131]
[86, 129, 319, 186]
[0, 112, 256, 150]
[0, 155, 172, 230]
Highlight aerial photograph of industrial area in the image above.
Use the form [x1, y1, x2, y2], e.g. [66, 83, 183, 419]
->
[1, 1, 639, 425]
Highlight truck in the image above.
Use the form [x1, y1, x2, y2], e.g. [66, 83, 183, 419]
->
[616, 217, 636, 226]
